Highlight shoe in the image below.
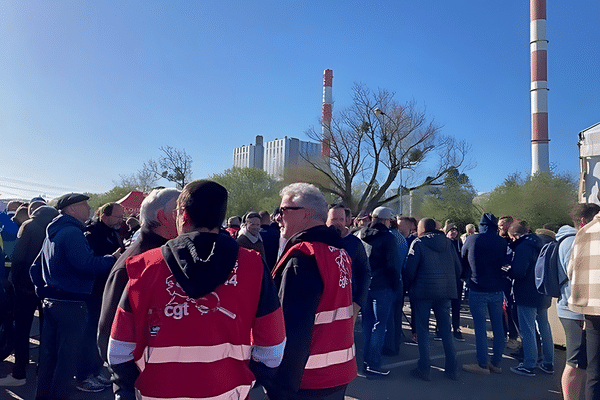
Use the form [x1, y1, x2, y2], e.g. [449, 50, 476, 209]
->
[0, 374, 26, 387]
[509, 348, 524, 362]
[362, 362, 368, 373]
[462, 363, 490, 375]
[445, 370, 458, 381]
[95, 373, 112, 387]
[538, 363, 554, 375]
[506, 338, 521, 350]
[453, 330, 465, 342]
[76, 377, 107, 393]
[510, 364, 536, 377]
[410, 367, 431, 381]
[366, 365, 390, 376]
[488, 363, 502, 374]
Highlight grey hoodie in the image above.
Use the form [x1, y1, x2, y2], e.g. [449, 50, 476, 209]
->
[556, 225, 581, 320]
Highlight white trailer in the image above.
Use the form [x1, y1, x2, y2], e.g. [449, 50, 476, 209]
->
[578, 123, 600, 205]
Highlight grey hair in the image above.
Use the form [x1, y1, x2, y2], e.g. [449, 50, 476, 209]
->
[280, 182, 328, 223]
[140, 188, 181, 229]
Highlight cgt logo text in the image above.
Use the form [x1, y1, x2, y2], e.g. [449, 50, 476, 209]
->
[164, 303, 189, 319]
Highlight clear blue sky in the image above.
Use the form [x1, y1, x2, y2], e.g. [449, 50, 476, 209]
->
[1, 0, 598, 200]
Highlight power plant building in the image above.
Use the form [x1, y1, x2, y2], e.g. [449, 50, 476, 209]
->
[233, 135, 321, 180]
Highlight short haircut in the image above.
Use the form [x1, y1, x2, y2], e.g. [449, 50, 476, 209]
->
[280, 183, 328, 223]
[420, 218, 437, 234]
[508, 220, 529, 236]
[498, 215, 514, 224]
[100, 202, 121, 217]
[178, 180, 228, 230]
[570, 203, 600, 224]
[140, 188, 181, 229]
[465, 223, 476, 231]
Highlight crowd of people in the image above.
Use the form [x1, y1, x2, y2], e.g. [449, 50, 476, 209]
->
[0, 181, 599, 400]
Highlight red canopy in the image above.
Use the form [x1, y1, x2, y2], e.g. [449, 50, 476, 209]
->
[117, 191, 145, 215]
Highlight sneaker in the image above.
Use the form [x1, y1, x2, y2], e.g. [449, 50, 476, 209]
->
[462, 363, 490, 375]
[488, 363, 502, 374]
[76, 377, 107, 393]
[410, 367, 431, 382]
[506, 338, 521, 350]
[0, 374, 26, 387]
[510, 364, 536, 377]
[538, 363, 554, 375]
[95, 373, 112, 387]
[453, 330, 466, 342]
[366, 365, 390, 376]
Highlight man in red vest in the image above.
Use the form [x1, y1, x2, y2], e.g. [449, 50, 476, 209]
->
[267, 183, 356, 399]
[108, 180, 286, 400]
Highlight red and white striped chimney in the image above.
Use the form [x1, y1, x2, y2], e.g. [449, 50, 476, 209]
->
[531, 0, 549, 174]
[321, 69, 333, 158]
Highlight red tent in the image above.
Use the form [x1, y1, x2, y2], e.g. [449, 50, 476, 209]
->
[117, 191, 145, 215]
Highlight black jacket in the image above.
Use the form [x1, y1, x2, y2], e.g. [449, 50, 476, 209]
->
[508, 233, 550, 308]
[342, 231, 371, 309]
[9, 206, 58, 297]
[403, 231, 462, 300]
[355, 223, 401, 292]
[461, 213, 510, 293]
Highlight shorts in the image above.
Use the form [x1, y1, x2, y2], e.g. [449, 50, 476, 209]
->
[560, 317, 587, 369]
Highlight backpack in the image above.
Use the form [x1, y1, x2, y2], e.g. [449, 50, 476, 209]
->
[534, 233, 576, 297]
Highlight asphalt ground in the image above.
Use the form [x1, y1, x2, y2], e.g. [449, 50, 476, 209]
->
[0, 304, 568, 400]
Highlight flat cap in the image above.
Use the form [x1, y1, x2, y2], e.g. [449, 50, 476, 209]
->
[55, 193, 89, 210]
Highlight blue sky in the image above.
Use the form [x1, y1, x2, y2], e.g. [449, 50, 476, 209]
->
[1, 1, 598, 201]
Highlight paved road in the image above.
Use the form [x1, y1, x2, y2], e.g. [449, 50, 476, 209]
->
[0, 306, 566, 400]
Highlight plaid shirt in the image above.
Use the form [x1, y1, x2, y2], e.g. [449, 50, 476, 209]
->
[568, 212, 600, 315]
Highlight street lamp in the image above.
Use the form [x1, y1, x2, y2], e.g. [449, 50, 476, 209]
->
[373, 108, 402, 216]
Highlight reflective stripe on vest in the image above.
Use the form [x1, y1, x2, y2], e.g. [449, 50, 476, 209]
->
[314, 304, 353, 325]
[145, 343, 252, 364]
[304, 344, 356, 370]
[139, 382, 253, 400]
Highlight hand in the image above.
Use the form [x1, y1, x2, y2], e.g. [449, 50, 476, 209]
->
[112, 247, 122, 260]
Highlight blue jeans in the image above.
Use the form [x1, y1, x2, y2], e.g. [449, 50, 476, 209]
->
[469, 290, 505, 367]
[36, 299, 88, 400]
[413, 298, 457, 376]
[362, 288, 395, 368]
[517, 305, 553, 369]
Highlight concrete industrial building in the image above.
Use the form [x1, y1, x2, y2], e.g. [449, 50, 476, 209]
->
[232, 135, 321, 180]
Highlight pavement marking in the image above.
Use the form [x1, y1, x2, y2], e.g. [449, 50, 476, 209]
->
[5, 390, 24, 400]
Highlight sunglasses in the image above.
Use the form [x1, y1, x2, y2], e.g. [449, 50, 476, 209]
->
[280, 206, 305, 213]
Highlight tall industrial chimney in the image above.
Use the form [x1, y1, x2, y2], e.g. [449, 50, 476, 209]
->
[530, 0, 549, 174]
[321, 69, 333, 158]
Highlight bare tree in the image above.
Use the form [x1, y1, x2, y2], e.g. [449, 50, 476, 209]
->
[141, 145, 193, 189]
[118, 168, 159, 193]
[304, 83, 471, 214]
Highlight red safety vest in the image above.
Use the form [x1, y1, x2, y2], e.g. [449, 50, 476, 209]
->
[274, 241, 357, 389]
[122, 247, 278, 400]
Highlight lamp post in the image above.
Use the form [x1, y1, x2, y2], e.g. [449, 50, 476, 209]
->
[374, 108, 402, 216]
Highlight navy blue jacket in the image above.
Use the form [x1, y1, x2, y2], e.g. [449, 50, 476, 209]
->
[30, 213, 115, 300]
[355, 223, 401, 292]
[461, 213, 509, 293]
[508, 233, 550, 308]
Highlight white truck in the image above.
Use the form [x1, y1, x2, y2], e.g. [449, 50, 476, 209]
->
[578, 122, 600, 205]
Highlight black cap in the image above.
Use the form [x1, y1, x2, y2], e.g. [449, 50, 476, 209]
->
[55, 193, 89, 210]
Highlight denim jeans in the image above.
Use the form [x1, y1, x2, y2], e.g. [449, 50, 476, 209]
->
[413, 298, 457, 376]
[469, 290, 505, 367]
[516, 305, 553, 369]
[36, 299, 88, 400]
[362, 288, 395, 368]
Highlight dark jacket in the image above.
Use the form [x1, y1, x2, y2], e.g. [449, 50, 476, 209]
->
[9, 206, 58, 297]
[403, 231, 462, 300]
[98, 228, 169, 363]
[270, 225, 344, 398]
[342, 231, 371, 309]
[508, 233, 550, 308]
[30, 213, 115, 300]
[260, 224, 280, 271]
[461, 213, 510, 293]
[355, 223, 401, 292]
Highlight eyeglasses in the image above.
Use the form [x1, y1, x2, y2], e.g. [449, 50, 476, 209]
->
[280, 206, 305, 213]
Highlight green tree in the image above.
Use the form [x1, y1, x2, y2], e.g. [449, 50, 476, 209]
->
[420, 169, 479, 232]
[481, 171, 577, 230]
[210, 167, 283, 218]
[304, 83, 471, 215]
[85, 185, 135, 211]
